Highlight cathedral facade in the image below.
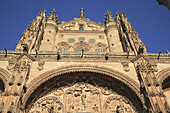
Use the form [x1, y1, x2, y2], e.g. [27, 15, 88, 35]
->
[0, 8, 170, 113]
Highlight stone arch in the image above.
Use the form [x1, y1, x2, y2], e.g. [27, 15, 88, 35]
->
[0, 67, 11, 88]
[22, 65, 145, 112]
[156, 68, 170, 89]
[0, 67, 11, 103]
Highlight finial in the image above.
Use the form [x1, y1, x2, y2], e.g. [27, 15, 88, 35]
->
[47, 9, 58, 22]
[104, 10, 115, 24]
[80, 8, 85, 18]
[116, 11, 120, 15]
[51, 9, 56, 13]
[121, 11, 126, 18]
[37, 9, 46, 17]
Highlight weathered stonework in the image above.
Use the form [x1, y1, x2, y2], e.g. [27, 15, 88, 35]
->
[0, 9, 169, 113]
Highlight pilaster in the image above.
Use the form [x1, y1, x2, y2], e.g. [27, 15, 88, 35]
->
[132, 54, 170, 112]
[0, 53, 33, 113]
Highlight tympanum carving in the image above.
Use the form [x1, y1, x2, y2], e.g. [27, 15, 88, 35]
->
[28, 82, 137, 113]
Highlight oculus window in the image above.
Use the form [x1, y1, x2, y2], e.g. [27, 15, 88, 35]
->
[79, 26, 84, 31]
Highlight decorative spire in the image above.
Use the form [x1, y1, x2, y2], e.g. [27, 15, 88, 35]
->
[104, 10, 115, 24]
[47, 9, 58, 22]
[80, 8, 85, 18]
[37, 9, 46, 18]
[116, 11, 121, 20]
[121, 11, 127, 18]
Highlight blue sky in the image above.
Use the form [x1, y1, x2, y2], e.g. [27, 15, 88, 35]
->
[0, 0, 170, 53]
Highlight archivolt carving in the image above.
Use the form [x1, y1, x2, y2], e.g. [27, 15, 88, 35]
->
[0, 67, 11, 87]
[22, 65, 145, 110]
[156, 68, 170, 86]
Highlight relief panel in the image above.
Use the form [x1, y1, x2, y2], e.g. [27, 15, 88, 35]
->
[28, 82, 137, 113]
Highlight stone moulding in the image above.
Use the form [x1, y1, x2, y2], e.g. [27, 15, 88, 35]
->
[21, 64, 145, 110]
[0, 67, 11, 87]
[156, 67, 170, 87]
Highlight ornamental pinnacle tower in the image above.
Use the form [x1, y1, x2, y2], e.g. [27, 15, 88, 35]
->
[0, 9, 170, 113]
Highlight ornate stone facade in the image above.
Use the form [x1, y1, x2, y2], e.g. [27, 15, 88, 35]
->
[0, 9, 169, 113]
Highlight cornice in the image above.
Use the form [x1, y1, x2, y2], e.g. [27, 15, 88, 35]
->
[0, 51, 170, 63]
[58, 30, 104, 33]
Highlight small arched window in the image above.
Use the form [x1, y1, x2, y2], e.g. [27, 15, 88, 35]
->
[78, 37, 85, 42]
[79, 26, 84, 31]
[68, 39, 75, 43]
[89, 39, 95, 44]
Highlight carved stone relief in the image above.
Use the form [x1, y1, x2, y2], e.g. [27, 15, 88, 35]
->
[28, 96, 63, 113]
[37, 60, 45, 71]
[122, 62, 130, 72]
[6, 60, 15, 72]
[150, 62, 158, 72]
[60, 22, 76, 30]
[28, 82, 137, 113]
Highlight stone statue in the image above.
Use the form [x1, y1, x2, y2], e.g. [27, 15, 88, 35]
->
[80, 8, 85, 18]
